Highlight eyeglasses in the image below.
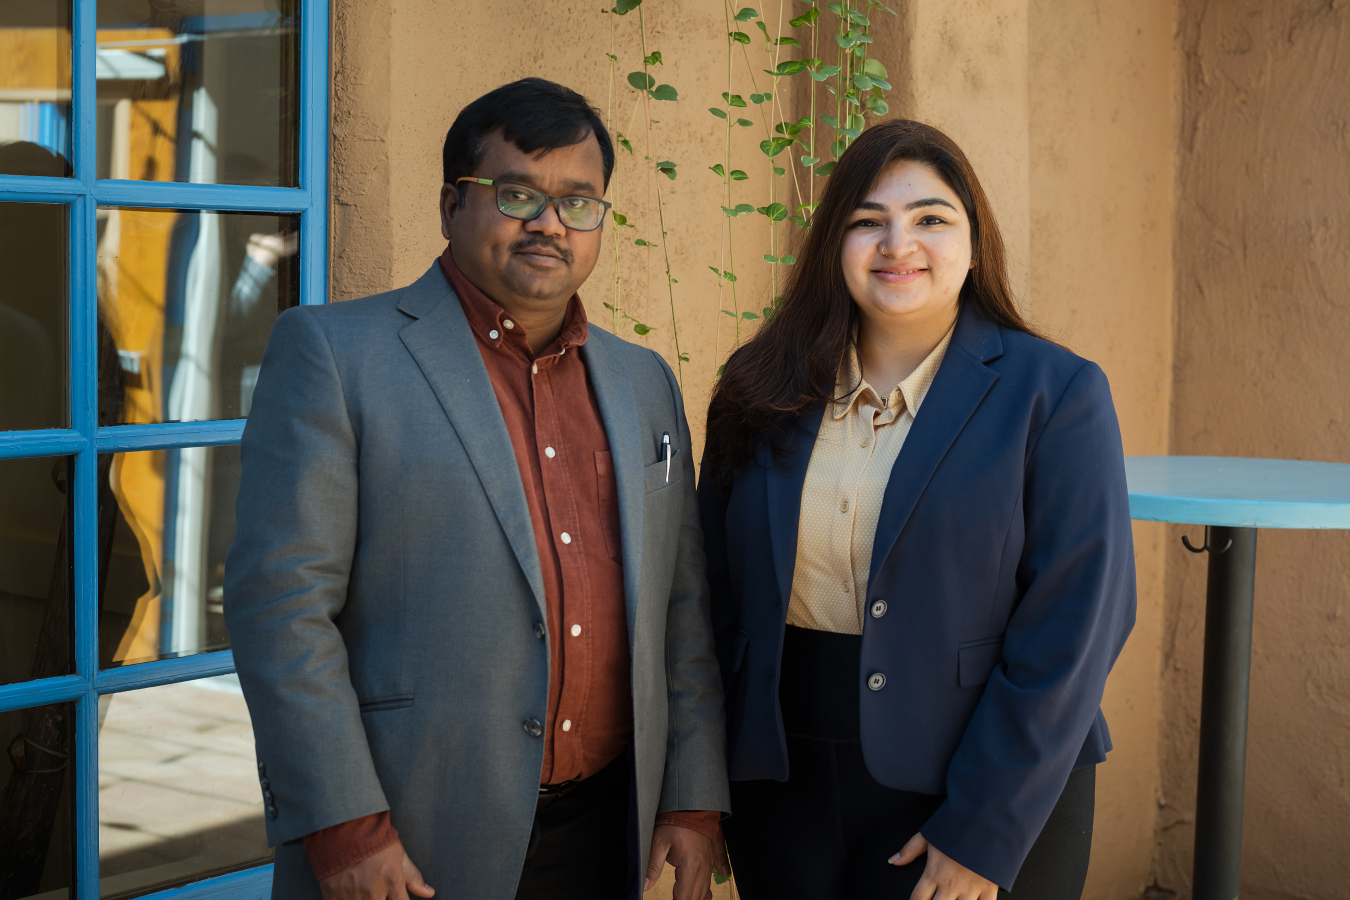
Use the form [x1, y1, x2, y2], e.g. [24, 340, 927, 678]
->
[455, 177, 613, 232]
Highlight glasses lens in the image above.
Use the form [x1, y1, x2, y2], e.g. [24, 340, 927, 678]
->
[557, 197, 604, 231]
[496, 184, 547, 221]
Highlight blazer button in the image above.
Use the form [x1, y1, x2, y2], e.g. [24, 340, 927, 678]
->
[867, 672, 886, 691]
[523, 718, 543, 737]
[870, 600, 887, 618]
[267, 806, 278, 821]
[533, 621, 546, 640]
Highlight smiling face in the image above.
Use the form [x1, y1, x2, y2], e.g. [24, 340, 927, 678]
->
[440, 128, 605, 320]
[840, 159, 972, 337]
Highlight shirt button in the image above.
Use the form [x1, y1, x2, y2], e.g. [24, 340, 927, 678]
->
[560, 532, 572, 544]
[571, 624, 582, 637]
[524, 718, 543, 737]
[503, 319, 515, 329]
[868, 672, 886, 691]
[843, 582, 851, 593]
[532, 364, 538, 374]
[871, 600, 888, 618]
[533, 621, 546, 640]
[840, 499, 849, 513]
[562, 719, 572, 732]
[545, 447, 556, 458]
[860, 435, 871, 447]
[489, 329, 500, 340]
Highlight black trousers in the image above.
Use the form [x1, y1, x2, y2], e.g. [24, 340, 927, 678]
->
[724, 626, 1095, 900]
[514, 749, 634, 900]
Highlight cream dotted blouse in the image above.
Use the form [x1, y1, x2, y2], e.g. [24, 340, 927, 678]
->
[786, 327, 954, 634]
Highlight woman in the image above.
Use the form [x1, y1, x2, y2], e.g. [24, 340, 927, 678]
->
[699, 119, 1135, 900]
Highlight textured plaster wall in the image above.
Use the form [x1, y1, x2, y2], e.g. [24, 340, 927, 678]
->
[1161, 3, 1350, 898]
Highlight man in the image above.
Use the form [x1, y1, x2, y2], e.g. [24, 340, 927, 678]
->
[225, 78, 729, 900]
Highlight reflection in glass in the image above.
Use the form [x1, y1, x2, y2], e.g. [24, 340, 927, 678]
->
[97, 208, 299, 425]
[95, 0, 299, 187]
[98, 677, 271, 897]
[0, 457, 73, 688]
[0, 201, 68, 431]
[0, 1, 72, 177]
[0, 701, 75, 900]
[100, 445, 240, 668]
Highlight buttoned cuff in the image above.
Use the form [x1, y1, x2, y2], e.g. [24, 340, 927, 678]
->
[303, 811, 400, 881]
[654, 809, 722, 843]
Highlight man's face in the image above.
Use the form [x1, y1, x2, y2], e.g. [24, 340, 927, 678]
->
[440, 129, 606, 314]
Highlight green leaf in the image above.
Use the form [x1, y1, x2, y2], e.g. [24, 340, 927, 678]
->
[759, 139, 784, 157]
[643, 50, 663, 65]
[721, 203, 755, 218]
[788, 214, 809, 228]
[853, 73, 874, 91]
[633, 323, 652, 335]
[721, 309, 737, 316]
[820, 114, 839, 128]
[634, 238, 653, 246]
[655, 160, 678, 179]
[741, 311, 760, 320]
[748, 92, 764, 104]
[617, 132, 633, 154]
[611, 0, 641, 12]
[764, 60, 809, 77]
[606, 52, 618, 62]
[756, 20, 769, 36]
[723, 92, 748, 107]
[788, 7, 819, 26]
[815, 160, 837, 176]
[709, 163, 726, 177]
[847, 113, 865, 130]
[708, 107, 727, 119]
[762, 306, 777, 320]
[847, 9, 869, 25]
[836, 32, 856, 48]
[763, 254, 779, 263]
[825, 1, 845, 14]
[862, 57, 889, 80]
[776, 36, 802, 47]
[725, 270, 738, 281]
[773, 165, 785, 176]
[850, 30, 873, 43]
[869, 0, 897, 13]
[716, 364, 726, 377]
[800, 155, 819, 166]
[734, 6, 759, 21]
[649, 83, 678, 101]
[627, 72, 655, 90]
[781, 254, 797, 264]
[865, 96, 889, 115]
[612, 211, 629, 226]
[756, 202, 789, 221]
[729, 169, 748, 180]
[736, 118, 754, 127]
[730, 30, 751, 43]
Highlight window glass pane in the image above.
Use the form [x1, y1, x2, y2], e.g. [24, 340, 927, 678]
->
[0, 701, 75, 900]
[97, 208, 298, 425]
[0, 1, 72, 178]
[1, 201, 69, 431]
[100, 445, 240, 668]
[98, 677, 272, 897]
[0, 456, 73, 687]
[95, 1, 299, 187]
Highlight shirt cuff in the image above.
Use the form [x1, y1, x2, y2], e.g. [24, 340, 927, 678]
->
[303, 811, 400, 881]
[655, 809, 722, 844]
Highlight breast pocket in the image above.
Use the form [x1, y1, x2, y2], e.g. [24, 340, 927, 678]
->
[643, 455, 683, 495]
[595, 450, 622, 562]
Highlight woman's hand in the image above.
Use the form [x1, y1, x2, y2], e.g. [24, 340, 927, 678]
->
[890, 833, 999, 900]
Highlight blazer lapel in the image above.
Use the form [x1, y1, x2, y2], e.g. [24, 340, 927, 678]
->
[867, 307, 1004, 585]
[580, 332, 644, 639]
[396, 264, 546, 617]
[765, 404, 826, 610]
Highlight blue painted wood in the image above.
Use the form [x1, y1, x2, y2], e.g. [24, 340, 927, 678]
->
[0, 176, 85, 200]
[96, 651, 237, 694]
[139, 865, 273, 900]
[1126, 456, 1350, 528]
[95, 420, 247, 452]
[299, 0, 330, 306]
[93, 180, 310, 213]
[0, 675, 87, 713]
[0, 430, 88, 459]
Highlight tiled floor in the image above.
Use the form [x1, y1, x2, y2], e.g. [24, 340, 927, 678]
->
[97, 675, 271, 898]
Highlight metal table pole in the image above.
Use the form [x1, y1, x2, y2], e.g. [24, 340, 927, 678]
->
[1191, 525, 1258, 900]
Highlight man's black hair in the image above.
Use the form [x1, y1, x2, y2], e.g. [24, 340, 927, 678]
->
[442, 78, 615, 197]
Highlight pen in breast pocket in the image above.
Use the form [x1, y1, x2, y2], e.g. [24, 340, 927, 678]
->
[662, 432, 672, 483]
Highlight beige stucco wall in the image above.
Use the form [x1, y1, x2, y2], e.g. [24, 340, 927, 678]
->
[1158, 3, 1350, 898]
[328, 2, 1175, 897]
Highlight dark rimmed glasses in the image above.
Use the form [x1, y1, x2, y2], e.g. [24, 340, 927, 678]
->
[455, 177, 613, 232]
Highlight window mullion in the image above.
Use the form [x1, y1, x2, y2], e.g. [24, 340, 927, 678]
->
[299, 0, 330, 305]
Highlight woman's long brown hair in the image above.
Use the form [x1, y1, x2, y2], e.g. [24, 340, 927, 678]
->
[704, 118, 1042, 486]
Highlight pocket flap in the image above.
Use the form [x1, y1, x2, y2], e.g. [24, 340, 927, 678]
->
[957, 638, 1003, 688]
[359, 695, 414, 713]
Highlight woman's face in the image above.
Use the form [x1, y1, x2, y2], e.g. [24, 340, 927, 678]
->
[840, 160, 972, 331]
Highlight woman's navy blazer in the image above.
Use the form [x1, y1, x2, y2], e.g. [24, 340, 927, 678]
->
[698, 305, 1137, 890]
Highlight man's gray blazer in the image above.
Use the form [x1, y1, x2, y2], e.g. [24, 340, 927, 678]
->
[224, 262, 730, 899]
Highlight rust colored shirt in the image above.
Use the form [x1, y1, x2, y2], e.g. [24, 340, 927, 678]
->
[303, 250, 716, 880]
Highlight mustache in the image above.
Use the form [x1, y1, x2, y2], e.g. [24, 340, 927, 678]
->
[510, 237, 573, 264]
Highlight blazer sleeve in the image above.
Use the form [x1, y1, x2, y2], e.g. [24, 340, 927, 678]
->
[223, 307, 389, 847]
[652, 352, 731, 816]
[696, 450, 739, 688]
[920, 361, 1137, 890]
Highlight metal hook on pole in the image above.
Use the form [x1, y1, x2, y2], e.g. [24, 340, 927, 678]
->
[1182, 525, 1233, 555]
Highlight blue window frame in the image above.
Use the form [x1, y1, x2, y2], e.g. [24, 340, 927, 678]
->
[0, 1, 328, 897]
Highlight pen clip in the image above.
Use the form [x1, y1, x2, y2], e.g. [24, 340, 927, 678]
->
[662, 432, 672, 483]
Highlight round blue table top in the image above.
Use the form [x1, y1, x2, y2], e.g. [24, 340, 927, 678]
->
[1125, 456, 1350, 528]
